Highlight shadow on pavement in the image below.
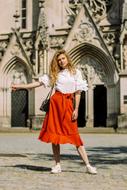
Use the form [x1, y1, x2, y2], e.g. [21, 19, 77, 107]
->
[13, 164, 84, 173]
[5, 164, 51, 172]
[86, 146, 127, 166]
[1, 146, 126, 172]
[26, 145, 127, 167]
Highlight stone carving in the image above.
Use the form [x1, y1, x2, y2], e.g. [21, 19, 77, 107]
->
[66, 0, 113, 25]
[103, 32, 116, 46]
[101, 28, 120, 60]
[75, 20, 95, 42]
[103, 32, 116, 54]
[66, 0, 82, 26]
[0, 41, 8, 49]
[86, 0, 113, 21]
[39, 49, 44, 73]
[50, 36, 66, 48]
[79, 56, 107, 84]
[23, 39, 33, 57]
[0, 41, 8, 60]
[12, 67, 27, 84]
[11, 42, 20, 56]
[38, 1, 48, 48]
[74, 19, 100, 46]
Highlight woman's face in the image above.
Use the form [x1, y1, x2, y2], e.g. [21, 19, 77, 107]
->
[57, 53, 68, 69]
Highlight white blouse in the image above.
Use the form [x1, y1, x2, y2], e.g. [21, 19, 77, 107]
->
[39, 69, 88, 94]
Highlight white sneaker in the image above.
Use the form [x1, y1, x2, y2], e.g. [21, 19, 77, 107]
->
[51, 164, 62, 174]
[86, 165, 97, 175]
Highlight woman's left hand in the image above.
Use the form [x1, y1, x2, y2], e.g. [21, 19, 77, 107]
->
[72, 108, 78, 121]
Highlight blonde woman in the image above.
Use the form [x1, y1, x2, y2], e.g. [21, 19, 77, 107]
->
[12, 49, 97, 174]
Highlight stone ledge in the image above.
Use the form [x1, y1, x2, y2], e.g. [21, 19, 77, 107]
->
[0, 127, 126, 134]
[78, 127, 116, 134]
[0, 127, 31, 133]
[0, 127, 120, 134]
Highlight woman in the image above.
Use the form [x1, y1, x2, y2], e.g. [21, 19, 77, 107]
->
[12, 49, 97, 174]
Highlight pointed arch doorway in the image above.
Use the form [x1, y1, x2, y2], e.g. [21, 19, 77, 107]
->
[1, 55, 32, 128]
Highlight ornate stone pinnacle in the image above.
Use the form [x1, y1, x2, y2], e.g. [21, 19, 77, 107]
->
[39, 0, 45, 8]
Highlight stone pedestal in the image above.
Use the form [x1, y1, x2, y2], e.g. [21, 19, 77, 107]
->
[106, 113, 117, 128]
[117, 114, 127, 128]
[86, 118, 94, 128]
[0, 116, 11, 128]
[29, 114, 45, 130]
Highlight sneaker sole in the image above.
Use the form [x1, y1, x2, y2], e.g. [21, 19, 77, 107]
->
[51, 170, 62, 174]
[86, 170, 97, 175]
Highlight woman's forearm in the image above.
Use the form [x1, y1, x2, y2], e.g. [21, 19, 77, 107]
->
[12, 81, 41, 90]
[75, 92, 81, 110]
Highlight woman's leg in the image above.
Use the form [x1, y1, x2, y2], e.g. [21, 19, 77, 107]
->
[51, 144, 61, 173]
[76, 145, 97, 174]
[52, 144, 60, 165]
[76, 145, 89, 165]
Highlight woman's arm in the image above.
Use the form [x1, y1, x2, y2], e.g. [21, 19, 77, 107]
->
[72, 91, 81, 120]
[11, 81, 42, 90]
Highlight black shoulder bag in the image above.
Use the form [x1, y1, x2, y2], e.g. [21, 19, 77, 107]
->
[40, 86, 54, 112]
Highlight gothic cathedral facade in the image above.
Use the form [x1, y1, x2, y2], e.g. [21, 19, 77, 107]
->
[0, 0, 127, 129]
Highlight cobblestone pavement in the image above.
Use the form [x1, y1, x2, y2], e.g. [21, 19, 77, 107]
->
[0, 132, 127, 190]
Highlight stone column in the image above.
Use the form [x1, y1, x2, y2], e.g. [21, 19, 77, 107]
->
[35, 48, 39, 74]
[107, 85, 119, 127]
[119, 73, 127, 114]
[43, 49, 47, 74]
[86, 85, 94, 128]
[117, 73, 127, 128]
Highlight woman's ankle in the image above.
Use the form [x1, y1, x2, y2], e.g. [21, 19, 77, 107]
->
[86, 163, 91, 167]
[56, 162, 61, 166]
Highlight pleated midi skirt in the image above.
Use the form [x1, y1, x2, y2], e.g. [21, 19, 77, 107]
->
[38, 91, 84, 146]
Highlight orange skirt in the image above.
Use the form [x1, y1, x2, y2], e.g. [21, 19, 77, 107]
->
[38, 91, 84, 146]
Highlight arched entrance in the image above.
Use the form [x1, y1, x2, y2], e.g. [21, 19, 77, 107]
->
[11, 89, 28, 127]
[0, 56, 32, 128]
[68, 42, 119, 128]
[94, 85, 107, 127]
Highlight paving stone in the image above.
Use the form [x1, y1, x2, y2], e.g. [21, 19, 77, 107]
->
[0, 133, 127, 190]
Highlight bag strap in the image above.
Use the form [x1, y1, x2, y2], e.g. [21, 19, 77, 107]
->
[46, 85, 54, 99]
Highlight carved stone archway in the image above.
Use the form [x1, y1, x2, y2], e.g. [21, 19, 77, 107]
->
[0, 56, 33, 128]
[68, 43, 119, 127]
[69, 42, 119, 86]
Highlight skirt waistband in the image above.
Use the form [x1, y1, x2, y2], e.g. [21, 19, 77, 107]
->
[55, 91, 74, 99]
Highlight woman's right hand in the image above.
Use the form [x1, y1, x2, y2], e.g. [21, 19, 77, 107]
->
[11, 84, 18, 91]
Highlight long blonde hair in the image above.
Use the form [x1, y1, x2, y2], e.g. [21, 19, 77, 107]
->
[49, 49, 76, 85]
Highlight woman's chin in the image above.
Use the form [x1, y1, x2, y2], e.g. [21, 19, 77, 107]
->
[60, 66, 66, 70]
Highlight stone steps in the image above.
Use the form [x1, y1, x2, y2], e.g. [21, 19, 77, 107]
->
[0, 126, 126, 134]
[0, 126, 118, 133]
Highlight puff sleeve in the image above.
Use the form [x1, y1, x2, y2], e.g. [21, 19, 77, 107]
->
[75, 69, 88, 92]
[38, 74, 50, 87]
